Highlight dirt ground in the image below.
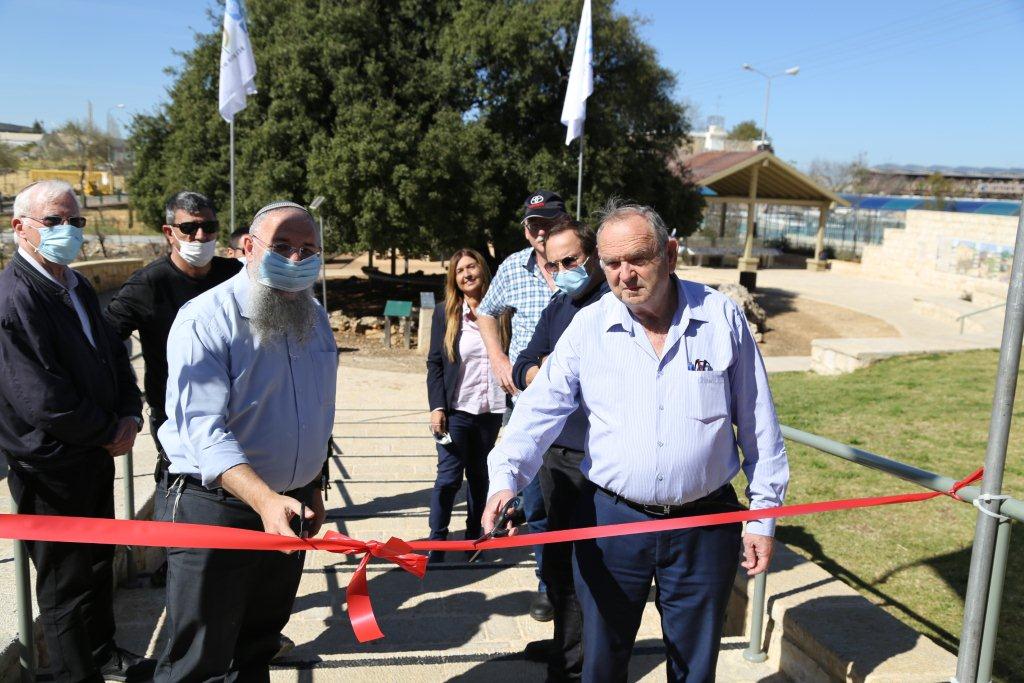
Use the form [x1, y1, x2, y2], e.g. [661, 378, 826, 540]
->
[327, 274, 898, 370]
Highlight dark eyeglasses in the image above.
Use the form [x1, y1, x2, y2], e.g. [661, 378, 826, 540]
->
[250, 233, 322, 260]
[542, 254, 587, 275]
[24, 215, 87, 229]
[171, 220, 220, 236]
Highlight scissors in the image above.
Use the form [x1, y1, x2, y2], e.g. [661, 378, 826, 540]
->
[298, 503, 309, 540]
[468, 496, 522, 563]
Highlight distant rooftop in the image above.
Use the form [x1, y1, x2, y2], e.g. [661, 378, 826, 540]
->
[0, 123, 36, 134]
[872, 164, 1024, 180]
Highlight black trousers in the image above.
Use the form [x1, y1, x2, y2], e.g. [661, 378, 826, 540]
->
[538, 446, 587, 681]
[7, 455, 117, 683]
[154, 477, 318, 683]
[428, 410, 502, 545]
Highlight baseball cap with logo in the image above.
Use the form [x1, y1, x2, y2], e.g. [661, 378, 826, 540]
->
[522, 190, 568, 221]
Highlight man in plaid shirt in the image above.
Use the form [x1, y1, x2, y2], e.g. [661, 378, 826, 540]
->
[477, 189, 565, 626]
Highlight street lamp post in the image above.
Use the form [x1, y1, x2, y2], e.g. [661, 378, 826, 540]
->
[105, 104, 125, 194]
[741, 64, 799, 148]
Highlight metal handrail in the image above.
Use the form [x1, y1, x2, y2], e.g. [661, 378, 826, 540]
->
[957, 302, 1005, 334]
[743, 424, 1021, 679]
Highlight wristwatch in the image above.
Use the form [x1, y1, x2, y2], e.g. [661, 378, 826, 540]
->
[131, 415, 144, 430]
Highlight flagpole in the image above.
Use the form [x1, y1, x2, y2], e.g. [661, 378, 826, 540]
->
[576, 130, 584, 221]
[229, 119, 236, 232]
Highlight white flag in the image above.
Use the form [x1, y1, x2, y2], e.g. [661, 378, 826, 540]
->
[218, 0, 258, 123]
[560, 0, 593, 145]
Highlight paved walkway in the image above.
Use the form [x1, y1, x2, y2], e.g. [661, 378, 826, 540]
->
[106, 362, 783, 682]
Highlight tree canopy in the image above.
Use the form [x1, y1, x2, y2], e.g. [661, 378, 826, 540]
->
[130, 0, 703, 257]
[727, 120, 764, 142]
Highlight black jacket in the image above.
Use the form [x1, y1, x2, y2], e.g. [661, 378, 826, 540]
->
[0, 253, 142, 471]
[426, 305, 462, 413]
[512, 274, 609, 452]
[103, 255, 241, 427]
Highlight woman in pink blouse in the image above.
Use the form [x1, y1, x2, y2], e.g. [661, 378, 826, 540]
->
[425, 249, 507, 562]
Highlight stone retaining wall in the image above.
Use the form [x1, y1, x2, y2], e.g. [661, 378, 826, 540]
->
[70, 258, 144, 294]
[858, 210, 1016, 305]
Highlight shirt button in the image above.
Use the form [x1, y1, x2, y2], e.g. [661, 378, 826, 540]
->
[657, 441, 664, 447]
[659, 405, 664, 411]
[657, 475, 664, 482]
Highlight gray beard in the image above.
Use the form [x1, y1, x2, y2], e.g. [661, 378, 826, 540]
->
[249, 280, 317, 345]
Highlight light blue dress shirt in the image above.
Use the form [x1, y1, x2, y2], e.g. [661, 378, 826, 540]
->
[477, 246, 556, 366]
[488, 276, 789, 536]
[158, 270, 338, 492]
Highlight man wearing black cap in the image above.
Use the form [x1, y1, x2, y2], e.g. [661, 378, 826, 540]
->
[477, 189, 566, 623]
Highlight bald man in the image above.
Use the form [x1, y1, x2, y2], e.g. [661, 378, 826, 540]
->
[156, 201, 337, 681]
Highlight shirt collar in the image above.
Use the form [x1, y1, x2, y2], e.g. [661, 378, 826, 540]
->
[603, 275, 707, 334]
[230, 267, 255, 319]
[18, 246, 78, 290]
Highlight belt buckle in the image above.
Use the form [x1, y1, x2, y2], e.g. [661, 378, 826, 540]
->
[660, 504, 672, 516]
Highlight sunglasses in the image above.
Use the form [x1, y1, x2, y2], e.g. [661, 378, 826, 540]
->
[542, 254, 587, 275]
[24, 215, 87, 229]
[171, 220, 220, 236]
[250, 233, 322, 260]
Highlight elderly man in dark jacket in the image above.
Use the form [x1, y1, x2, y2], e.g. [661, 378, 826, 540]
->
[511, 217, 607, 681]
[0, 180, 151, 682]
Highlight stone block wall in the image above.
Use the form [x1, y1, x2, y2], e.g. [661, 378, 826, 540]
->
[859, 210, 1017, 304]
[71, 258, 144, 294]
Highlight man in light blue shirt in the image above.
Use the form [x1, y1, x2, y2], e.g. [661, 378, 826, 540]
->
[156, 201, 337, 681]
[484, 200, 789, 682]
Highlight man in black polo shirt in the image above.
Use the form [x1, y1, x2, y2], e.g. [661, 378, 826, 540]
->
[104, 191, 240, 460]
[512, 217, 607, 681]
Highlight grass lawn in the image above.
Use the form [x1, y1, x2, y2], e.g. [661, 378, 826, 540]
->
[765, 350, 1023, 681]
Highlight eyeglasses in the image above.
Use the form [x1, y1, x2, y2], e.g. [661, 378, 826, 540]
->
[171, 220, 220, 236]
[600, 252, 660, 271]
[23, 215, 87, 229]
[542, 254, 587, 275]
[250, 233, 322, 260]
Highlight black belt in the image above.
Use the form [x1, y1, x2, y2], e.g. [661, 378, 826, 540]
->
[596, 484, 735, 518]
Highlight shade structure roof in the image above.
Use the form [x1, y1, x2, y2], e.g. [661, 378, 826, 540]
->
[680, 150, 850, 207]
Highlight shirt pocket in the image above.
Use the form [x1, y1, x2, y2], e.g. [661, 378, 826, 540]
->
[684, 370, 729, 423]
[311, 350, 339, 404]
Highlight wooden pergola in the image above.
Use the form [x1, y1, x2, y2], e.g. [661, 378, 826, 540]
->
[680, 150, 850, 274]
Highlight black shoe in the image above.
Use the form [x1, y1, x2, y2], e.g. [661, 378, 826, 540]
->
[99, 647, 156, 682]
[270, 634, 295, 663]
[523, 639, 554, 662]
[529, 591, 554, 622]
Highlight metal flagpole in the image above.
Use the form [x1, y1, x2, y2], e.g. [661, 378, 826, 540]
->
[576, 131, 584, 221]
[229, 119, 236, 232]
[954, 200, 1024, 682]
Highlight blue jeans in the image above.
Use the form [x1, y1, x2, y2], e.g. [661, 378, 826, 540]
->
[572, 485, 742, 682]
[429, 410, 502, 543]
[503, 402, 547, 591]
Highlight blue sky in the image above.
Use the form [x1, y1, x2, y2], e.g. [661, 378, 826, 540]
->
[2, 0, 1022, 170]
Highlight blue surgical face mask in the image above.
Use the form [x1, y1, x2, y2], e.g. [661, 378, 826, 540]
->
[553, 258, 591, 295]
[33, 224, 85, 266]
[257, 249, 321, 292]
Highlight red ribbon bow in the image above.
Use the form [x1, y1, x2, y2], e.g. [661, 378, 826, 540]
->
[313, 532, 427, 642]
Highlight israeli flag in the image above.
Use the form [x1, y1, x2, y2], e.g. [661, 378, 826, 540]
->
[218, 0, 258, 123]
[560, 0, 593, 145]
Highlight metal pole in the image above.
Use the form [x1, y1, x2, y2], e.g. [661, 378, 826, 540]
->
[122, 450, 137, 585]
[576, 132, 584, 221]
[743, 571, 769, 662]
[229, 119, 236, 233]
[955, 203, 1024, 683]
[977, 518, 1011, 683]
[12, 498, 35, 680]
[318, 213, 328, 310]
[761, 77, 772, 144]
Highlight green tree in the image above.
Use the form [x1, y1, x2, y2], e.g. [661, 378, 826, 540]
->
[129, 0, 703, 254]
[728, 120, 763, 141]
[0, 144, 18, 173]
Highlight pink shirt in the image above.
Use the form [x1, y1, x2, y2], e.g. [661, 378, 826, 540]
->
[452, 302, 507, 415]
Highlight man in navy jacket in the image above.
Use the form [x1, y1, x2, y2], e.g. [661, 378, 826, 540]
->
[0, 180, 149, 682]
[511, 218, 607, 681]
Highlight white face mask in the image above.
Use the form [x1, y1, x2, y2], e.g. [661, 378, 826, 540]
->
[176, 238, 217, 267]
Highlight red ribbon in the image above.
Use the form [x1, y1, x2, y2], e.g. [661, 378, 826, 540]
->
[0, 468, 983, 643]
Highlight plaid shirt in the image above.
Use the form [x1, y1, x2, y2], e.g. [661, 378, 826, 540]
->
[478, 247, 556, 365]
